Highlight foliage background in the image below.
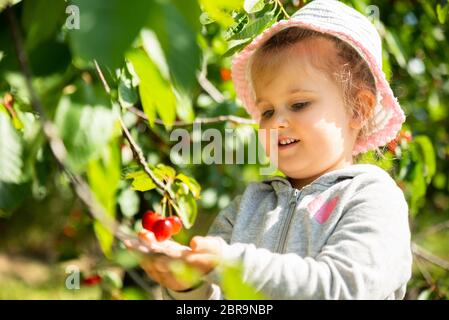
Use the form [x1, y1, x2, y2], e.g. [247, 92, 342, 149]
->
[0, 0, 448, 299]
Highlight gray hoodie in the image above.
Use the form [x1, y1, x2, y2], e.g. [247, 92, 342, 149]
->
[161, 164, 413, 300]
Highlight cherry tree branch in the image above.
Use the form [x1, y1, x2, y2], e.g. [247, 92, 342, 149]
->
[93, 61, 179, 211]
[128, 106, 256, 126]
[412, 242, 449, 271]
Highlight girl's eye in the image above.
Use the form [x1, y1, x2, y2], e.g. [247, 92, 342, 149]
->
[262, 109, 274, 118]
[291, 102, 310, 110]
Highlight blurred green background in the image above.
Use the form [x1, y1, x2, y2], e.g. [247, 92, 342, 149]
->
[0, 0, 448, 300]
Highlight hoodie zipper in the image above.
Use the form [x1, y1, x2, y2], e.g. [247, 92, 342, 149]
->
[276, 188, 300, 254]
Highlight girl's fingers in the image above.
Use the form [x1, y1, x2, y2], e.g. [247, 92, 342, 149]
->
[138, 230, 192, 258]
[141, 257, 192, 291]
[189, 236, 224, 255]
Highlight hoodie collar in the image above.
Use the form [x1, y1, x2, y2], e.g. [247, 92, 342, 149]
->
[261, 164, 387, 194]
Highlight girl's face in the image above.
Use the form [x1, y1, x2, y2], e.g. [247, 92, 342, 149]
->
[253, 38, 359, 188]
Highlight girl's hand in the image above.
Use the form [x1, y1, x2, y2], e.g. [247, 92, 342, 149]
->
[124, 230, 224, 292]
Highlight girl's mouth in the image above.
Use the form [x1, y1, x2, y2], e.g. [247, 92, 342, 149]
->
[278, 139, 300, 150]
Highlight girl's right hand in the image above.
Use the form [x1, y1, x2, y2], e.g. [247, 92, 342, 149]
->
[124, 230, 202, 291]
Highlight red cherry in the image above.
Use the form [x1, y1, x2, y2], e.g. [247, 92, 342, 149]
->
[387, 140, 397, 152]
[152, 219, 173, 241]
[82, 274, 102, 286]
[142, 211, 162, 231]
[167, 216, 182, 235]
[400, 130, 412, 142]
[220, 68, 232, 81]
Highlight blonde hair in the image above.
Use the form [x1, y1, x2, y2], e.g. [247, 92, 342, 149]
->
[250, 27, 379, 152]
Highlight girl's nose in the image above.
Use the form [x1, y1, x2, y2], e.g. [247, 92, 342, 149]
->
[273, 111, 289, 128]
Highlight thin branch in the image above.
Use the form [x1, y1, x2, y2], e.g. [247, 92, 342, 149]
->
[93, 60, 180, 212]
[119, 117, 176, 202]
[275, 0, 290, 18]
[412, 242, 449, 271]
[126, 269, 155, 296]
[197, 53, 224, 103]
[417, 220, 449, 239]
[128, 106, 256, 126]
[414, 255, 435, 289]
[93, 60, 111, 94]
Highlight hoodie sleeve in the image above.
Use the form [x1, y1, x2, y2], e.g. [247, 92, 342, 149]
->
[204, 180, 412, 300]
[161, 195, 242, 300]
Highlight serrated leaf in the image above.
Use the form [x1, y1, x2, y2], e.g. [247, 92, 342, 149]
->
[176, 173, 201, 199]
[154, 163, 176, 181]
[127, 49, 176, 129]
[0, 112, 23, 183]
[125, 170, 157, 192]
[224, 13, 248, 41]
[175, 193, 197, 229]
[231, 13, 275, 40]
[244, 0, 265, 14]
[223, 38, 252, 57]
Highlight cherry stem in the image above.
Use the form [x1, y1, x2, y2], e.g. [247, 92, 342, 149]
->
[161, 195, 167, 218]
[168, 200, 173, 217]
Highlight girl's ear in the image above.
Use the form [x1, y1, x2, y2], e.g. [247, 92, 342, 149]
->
[349, 89, 376, 129]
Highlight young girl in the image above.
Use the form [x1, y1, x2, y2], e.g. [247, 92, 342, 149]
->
[128, 0, 413, 300]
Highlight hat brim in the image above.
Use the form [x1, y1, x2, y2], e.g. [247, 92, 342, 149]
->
[231, 19, 406, 155]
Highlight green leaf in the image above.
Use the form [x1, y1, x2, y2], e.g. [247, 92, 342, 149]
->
[154, 163, 176, 182]
[87, 139, 121, 258]
[409, 162, 426, 216]
[118, 188, 140, 218]
[199, 0, 244, 28]
[224, 13, 248, 41]
[384, 30, 407, 68]
[54, 87, 118, 173]
[168, 260, 203, 288]
[68, 0, 152, 68]
[29, 40, 72, 76]
[125, 170, 157, 192]
[146, 1, 201, 93]
[223, 38, 252, 57]
[413, 135, 436, 184]
[21, 0, 66, 50]
[127, 49, 176, 129]
[175, 193, 197, 229]
[437, 2, 449, 24]
[220, 262, 266, 299]
[0, 181, 29, 213]
[175, 88, 195, 122]
[0, 112, 23, 183]
[175, 173, 201, 199]
[231, 14, 276, 40]
[118, 75, 138, 108]
[244, 0, 265, 14]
